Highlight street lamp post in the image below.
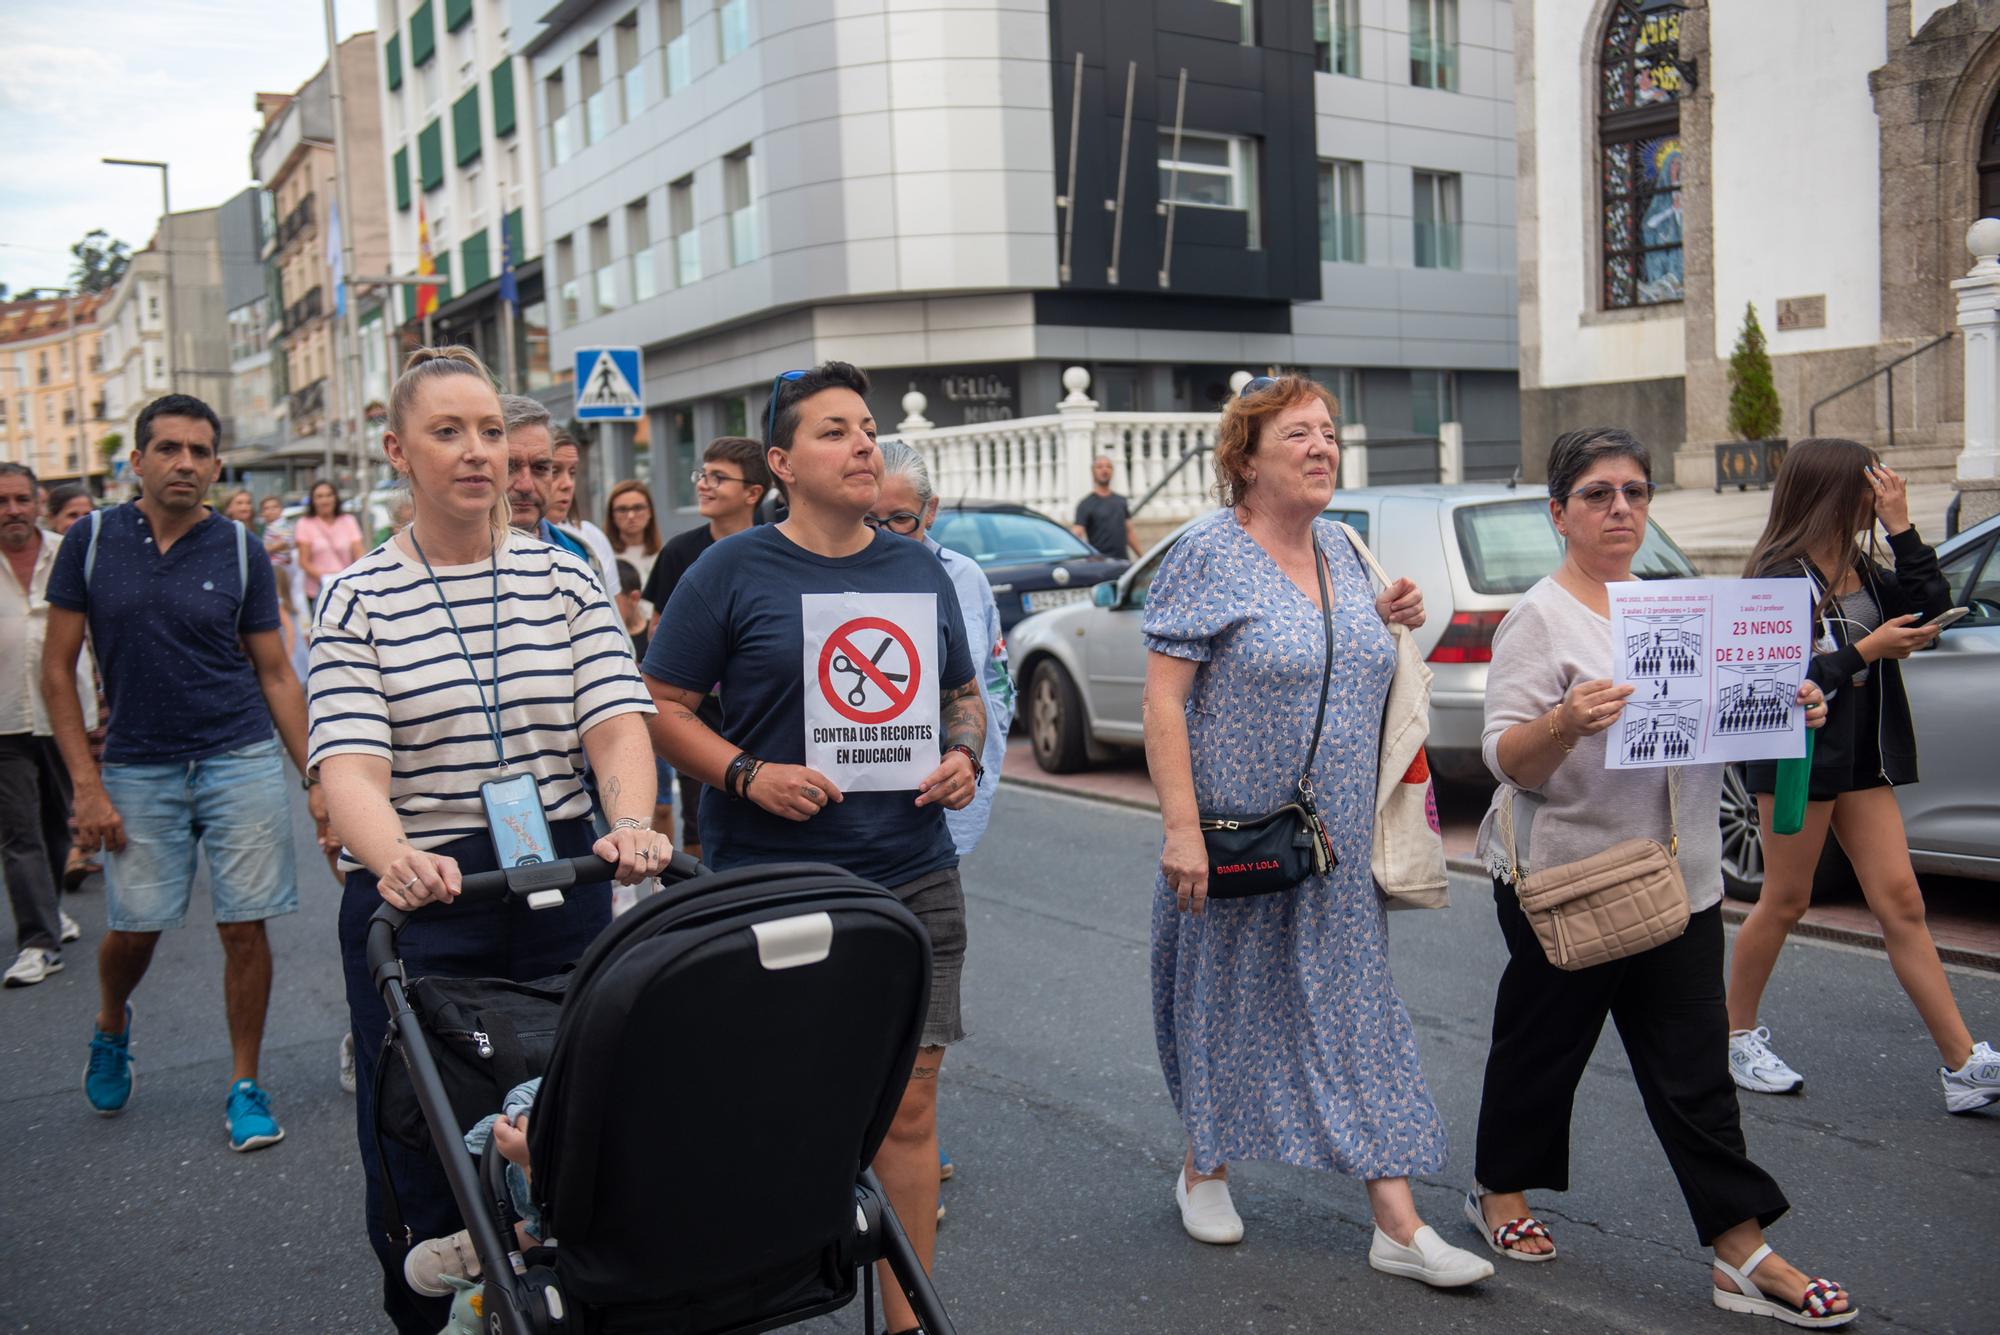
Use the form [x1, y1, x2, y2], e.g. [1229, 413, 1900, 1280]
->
[102, 158, 174, 396]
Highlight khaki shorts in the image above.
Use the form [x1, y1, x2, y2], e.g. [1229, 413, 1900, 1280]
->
[890, 865, 966, 1049]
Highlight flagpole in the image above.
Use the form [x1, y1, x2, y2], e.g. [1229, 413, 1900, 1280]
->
[322, 0, 362, 487]
[499, 177, 518, 391]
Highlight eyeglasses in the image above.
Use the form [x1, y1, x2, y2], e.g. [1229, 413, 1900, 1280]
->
[610, 502, 653, 516]
[691, 469, 746, 488]
[765, 369, 810, 443]
[1238, 375, 1278, 398]
[863, 510, 924, 535]
[1565, 481, 1657, 509]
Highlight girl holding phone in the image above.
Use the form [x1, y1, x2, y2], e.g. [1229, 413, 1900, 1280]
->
[1727, 439, 1999, 1114]
[309, 347, 661, 1334]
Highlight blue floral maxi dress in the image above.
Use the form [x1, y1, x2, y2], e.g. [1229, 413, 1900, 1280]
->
[1144, 512, 1448, 1179]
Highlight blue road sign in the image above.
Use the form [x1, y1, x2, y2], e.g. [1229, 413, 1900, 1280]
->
[574, 346, 644, 420]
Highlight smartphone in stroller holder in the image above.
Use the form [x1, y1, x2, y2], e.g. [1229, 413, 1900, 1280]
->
[365, 852, 958, 1335]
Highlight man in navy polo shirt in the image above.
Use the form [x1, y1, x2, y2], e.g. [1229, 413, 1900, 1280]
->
[41, 393, 326, 1152]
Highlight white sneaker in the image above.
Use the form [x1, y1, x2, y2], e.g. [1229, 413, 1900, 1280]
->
[1941, 1040, 2000, 1114]
[1174, 1168, 1244, 1245]
[4, 947, 63, 987]
[60, 912, 81, 944]
[1728, 1026, 1805, 1095]
[1368, 1224, 1495, 1289]
[403, 1227, 482, 1297]
[338, 1031, 357, 1095]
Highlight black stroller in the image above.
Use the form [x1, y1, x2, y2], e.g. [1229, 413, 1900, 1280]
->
[366, 852, 958, 1335]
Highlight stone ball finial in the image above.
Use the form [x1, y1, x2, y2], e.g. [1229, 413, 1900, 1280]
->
[1228, 370, 1254, 395]
[901, 389, 927, 418]
[1062, 366, 1091, 394]
[1969, 217, 2000, 262]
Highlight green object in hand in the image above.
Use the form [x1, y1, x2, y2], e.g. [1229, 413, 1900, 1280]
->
[1772, 728, 1815, 836]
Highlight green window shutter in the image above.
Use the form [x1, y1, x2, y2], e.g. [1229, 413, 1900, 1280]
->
[504, 208, 527, 265]
[385, 34, 402, 90]
[452, 88, 482, 167]
[446, 0, 472, 31]
[418, 119, 444, 191]
[434, 254, 452, 302]
[410, 1, 436, 67]
[491, 59, 517, 138]
[392, 147, 411, 211]
[461, 230, 491, 289]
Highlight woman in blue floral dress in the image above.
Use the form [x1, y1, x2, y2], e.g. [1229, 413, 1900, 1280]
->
[1140, 375, 1490, 1289]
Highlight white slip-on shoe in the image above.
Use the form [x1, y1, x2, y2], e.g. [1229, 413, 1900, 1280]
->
[1368, 1225, 1494, 1289]
[60, 912, 81, 944]
[1174, 1168, 1244, 1245]
[1728, 1027, 1805, 1095]
[4, 947, 62, 987]
[1940, 1040, 2000, 1114]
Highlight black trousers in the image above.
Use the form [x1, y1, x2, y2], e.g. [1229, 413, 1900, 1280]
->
[339, 821, 611, 1335]
[1474, 881, 1788, 1246]
[0, 733, 72, 951]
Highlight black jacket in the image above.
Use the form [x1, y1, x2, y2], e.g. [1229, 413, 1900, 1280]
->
[1745, 527, 1951, 791]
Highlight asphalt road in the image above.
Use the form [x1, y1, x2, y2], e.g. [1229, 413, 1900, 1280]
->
[4, 783, 1994, 1333]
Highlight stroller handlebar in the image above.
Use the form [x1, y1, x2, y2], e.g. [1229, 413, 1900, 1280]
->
[365, 849, 706, 978]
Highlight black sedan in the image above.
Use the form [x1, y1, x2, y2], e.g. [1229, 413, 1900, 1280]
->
[929, 502, 1130, 632]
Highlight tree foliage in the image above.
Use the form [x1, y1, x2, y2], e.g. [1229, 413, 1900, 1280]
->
[69, 230, 133, 296]
[1727, 302, 1783, 441]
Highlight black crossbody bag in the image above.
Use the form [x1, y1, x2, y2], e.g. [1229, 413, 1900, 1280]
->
[1197, 548, 1336, 899]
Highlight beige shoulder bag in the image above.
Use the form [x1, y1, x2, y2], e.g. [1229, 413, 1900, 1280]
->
[1498, 770, 1689, 970]
[1335, 523, 1449, 911]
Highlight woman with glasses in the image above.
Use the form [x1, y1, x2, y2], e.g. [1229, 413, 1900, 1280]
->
[1724, 441, 1997, 1114]
[641, 363, 981, 1335]
[605, 480, 662, 585]
[640, 437, 770, 859]
[1467, 428, 1851, 1327]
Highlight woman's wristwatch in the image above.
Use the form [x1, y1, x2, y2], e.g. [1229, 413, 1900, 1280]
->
[944, 743, 984, 783]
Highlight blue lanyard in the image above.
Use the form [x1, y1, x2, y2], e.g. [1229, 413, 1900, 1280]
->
[409, 529, 509, 771]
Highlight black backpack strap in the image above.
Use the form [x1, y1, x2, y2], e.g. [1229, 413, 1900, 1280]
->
[1296, 540, 1336, 797]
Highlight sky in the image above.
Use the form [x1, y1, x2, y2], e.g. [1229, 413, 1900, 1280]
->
[0, 0, 377, 295]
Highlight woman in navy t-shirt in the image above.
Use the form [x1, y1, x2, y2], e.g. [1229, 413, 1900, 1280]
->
[641, 361, 981, 1335]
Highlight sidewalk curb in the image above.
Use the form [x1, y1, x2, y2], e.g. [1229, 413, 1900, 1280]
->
[1005, 777, 2000, 974]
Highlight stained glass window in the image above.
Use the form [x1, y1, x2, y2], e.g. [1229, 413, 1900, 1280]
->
[1600, 3, 1683, 308]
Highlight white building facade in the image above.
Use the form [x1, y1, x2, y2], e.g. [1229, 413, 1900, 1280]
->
[1517, 0, 2000, 493]
[526, 0, 1522, 519]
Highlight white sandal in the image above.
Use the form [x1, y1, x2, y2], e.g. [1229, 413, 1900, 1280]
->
[1712, 1243, 1856, 1328]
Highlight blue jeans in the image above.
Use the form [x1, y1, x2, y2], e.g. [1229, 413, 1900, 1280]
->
[100, 736, 298, 932]
[339, 819, 610, 1335]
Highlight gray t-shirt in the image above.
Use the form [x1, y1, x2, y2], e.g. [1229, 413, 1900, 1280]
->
[1074, 491, 1131, 557]
[1473, 576, 1724, 913]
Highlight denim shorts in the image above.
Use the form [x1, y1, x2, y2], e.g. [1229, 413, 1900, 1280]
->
[101, 736, 300, 932]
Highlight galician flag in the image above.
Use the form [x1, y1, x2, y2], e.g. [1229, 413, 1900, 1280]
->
[416, 197, 439, 318]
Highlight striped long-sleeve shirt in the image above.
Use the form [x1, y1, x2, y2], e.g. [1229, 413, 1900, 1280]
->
[307, 530, 655, 869]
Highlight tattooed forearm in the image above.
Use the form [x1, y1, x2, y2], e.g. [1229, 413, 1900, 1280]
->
[666, 705, 698, 725]
[941, 678, 985, 754]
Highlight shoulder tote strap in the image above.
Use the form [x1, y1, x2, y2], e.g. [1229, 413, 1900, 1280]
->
[1298, 539, 1336, 789]
[233, 520, 250, 626]
[1337, 521, 1393, 591]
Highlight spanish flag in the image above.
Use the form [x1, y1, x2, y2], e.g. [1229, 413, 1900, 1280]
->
[416, 197, 439, 319]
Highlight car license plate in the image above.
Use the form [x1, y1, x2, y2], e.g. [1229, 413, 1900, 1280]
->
[1023, 588, 1089, 613]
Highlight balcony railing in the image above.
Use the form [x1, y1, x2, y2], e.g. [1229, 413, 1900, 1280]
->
[664, 34, 692, 95]
[631, 248, 658, 303]
[621, 65, 645, 119]
[585, 85, 618, 145]
[288, 377, 327, 422]
[276, 192, 318, 250]
[281, 286, 326, 335]
[593, 266, 619, 313]
[674, 233, 701, 287]
[549, 110, 577, 166]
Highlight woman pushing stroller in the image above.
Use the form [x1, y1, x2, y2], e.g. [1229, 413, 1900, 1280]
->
[309, 346, 662, 1334]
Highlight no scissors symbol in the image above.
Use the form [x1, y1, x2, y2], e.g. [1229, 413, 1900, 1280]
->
[817, 617, 924, 724]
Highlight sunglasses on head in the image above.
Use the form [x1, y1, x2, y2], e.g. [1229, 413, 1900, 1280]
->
[765, 369, 810, 444]
[1238, 375, 1278, 399]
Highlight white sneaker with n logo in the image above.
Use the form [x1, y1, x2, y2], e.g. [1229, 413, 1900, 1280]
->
[1941, 1041, 2000, 1114]
[1728, 1027, 1804, 1095]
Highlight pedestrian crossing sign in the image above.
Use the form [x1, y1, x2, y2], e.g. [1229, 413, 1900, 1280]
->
[574, 346, 645, 420]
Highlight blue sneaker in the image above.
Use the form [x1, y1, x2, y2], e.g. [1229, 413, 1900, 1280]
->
[83, 1004, 135, 1115]
[938, 1147, 954, 1181]
[225, 1078, 285, 1152]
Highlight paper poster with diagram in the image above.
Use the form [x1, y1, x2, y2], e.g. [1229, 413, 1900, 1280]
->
[1606, 578, 1811, 769]
[801, 592, 941, 792]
